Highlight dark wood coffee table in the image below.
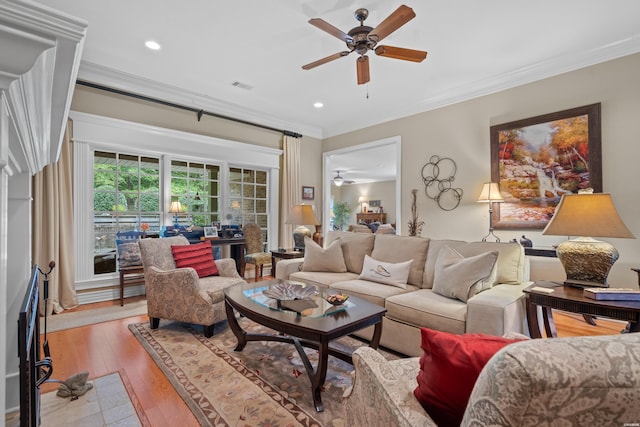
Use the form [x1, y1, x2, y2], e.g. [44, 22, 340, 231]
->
[524, 281, 640, 338]
[224, 280, 386, 412]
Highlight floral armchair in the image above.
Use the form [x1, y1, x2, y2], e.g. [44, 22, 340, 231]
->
[343, 333, 640, 426]
[138, 235, 246, 337]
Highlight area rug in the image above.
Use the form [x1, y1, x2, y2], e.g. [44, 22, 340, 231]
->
[129, 318, 397, 427]
[43, 299, 147, 332]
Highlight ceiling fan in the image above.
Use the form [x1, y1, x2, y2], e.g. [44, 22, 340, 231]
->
[302, 4, 428, 85]
[333, 171, 355, 186]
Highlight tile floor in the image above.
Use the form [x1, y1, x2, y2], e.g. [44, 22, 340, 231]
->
[6, 372, 141, 427]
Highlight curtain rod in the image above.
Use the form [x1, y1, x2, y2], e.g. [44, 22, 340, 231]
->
[76, 80, 303, 138]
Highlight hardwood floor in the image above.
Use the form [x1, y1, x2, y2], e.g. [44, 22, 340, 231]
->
[39, 279, 627, 426]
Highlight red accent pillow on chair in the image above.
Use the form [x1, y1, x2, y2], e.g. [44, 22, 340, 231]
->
[171, 241, 219, 278]
[414, 327, 524, 426]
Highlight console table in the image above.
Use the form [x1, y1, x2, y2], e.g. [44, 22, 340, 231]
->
[201, 236, 246, 276]
[356, 212, 387, 224]
[524, 281, 640, 338]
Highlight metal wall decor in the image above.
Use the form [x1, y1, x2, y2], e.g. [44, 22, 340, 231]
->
[421, 155, 463, 211]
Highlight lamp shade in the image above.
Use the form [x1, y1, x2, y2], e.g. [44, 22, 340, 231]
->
[286, 204, 320, 225]
[542, 193, 634, 239]
[476, 182, 504, 203]
[168, 201, 183, 213]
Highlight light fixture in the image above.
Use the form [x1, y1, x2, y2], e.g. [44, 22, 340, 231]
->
[144, 40, 161, 50]
[477, 182, 504, 242]
[286, 204, 321, 251]
[542, 190, 635, 288]
[168, 201, 183, 228]
[333, 171, 345, 187]
[313, 102, 324, 108]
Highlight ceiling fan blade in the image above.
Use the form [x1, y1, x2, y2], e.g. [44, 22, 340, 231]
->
[375, 45, 427, 62]
[368, 5, 416, 43]
[302, 51, 351, 70]
[308, 18, 353, 43]
[357, 55, 370, 85]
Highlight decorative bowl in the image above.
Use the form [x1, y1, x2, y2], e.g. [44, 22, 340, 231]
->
[263, 282, 318, 301]
[325, 293, 349, 305]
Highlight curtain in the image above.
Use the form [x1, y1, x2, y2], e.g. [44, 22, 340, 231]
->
[279, 135, 301, 248]
[33, 118, 77, 314]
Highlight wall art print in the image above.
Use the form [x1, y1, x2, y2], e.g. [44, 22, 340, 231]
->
[490, 103, 602, 229]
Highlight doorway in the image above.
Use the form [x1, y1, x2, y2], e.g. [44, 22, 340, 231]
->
[322, 136, 401, 236]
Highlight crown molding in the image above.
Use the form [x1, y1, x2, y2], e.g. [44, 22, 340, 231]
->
[0, 0, 87, 173]
[77, 61, 324, 139]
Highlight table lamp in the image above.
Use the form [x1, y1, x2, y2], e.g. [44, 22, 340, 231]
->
[168, 201, 183, 228]
[286, 204, 321, 251]
[542, 190, 635, 287]
[477, 182, 504, 242]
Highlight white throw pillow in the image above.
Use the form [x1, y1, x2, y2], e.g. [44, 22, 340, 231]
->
[358, 254, 413, 289]
[301, 236, 348, 272]
[432, 245, 498, 302]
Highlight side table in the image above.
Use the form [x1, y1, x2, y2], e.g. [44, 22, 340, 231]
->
[271, 249, 304, 277]
[524, 281, 640, 338]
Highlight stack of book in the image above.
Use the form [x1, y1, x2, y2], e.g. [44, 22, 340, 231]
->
[583, 288, 640, 301]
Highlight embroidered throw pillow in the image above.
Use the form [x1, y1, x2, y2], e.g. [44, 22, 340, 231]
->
[432, 245, 498, 302]
[358, 254, 413, 289]
[414, 328, 525, 426]
[301, 237, 348, 272]
[171, 241, 219, 278]
[117, 242, 142, 267]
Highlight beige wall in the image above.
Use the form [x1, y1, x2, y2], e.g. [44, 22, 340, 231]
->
[324, 52, 640, 287]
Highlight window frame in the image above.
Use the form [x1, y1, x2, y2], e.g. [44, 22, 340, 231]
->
[72, 111, 282, 292]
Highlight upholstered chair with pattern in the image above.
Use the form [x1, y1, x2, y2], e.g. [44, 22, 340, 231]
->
[138, 235, 246, 337]
[242, 223, 271, 280]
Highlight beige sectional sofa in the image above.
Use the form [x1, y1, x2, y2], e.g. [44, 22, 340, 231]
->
[275, 231, 530, 356]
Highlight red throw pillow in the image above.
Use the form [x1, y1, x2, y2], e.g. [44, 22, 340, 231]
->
[414, 328, 524, 426]
[171, 241, 219, 278]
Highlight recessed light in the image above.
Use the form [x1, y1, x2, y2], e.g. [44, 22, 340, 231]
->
[313, 102, 324, 109]
[145, 40, 161, 50]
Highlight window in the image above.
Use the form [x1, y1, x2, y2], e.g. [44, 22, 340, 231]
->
[93, 151, 160, 274]
[229, 167, 268, 246]
[170, 161, 220, 227]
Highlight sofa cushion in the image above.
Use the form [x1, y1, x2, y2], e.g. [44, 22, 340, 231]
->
[423, 240, 525, 289]
[432, 246, 498, 302]
[375, 223, 396, 234]
[171, 241, 219, 278]
[326, 231, 375, 274]
[289, 271, 359, 290]
[370, 234, 430, 287]
[329, 279, 418, 307]
[347, 224, 373, 233]
[358, 254, 413, 289]
[414, 328, 524, 427]
[385, 289, 468, 334]
[301, 237, 347, 272]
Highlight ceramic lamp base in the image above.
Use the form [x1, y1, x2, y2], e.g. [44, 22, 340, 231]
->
[557, 237, 619, 288]
[292, 226, 312, 251]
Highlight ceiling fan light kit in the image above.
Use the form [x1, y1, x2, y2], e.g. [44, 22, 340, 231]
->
[302, 4, 428, 85]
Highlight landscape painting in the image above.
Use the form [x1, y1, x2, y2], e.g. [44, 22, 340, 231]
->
[490, 103, 602, 229]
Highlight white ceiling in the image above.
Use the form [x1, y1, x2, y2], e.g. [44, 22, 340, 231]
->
[37, 0, 640, 141]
